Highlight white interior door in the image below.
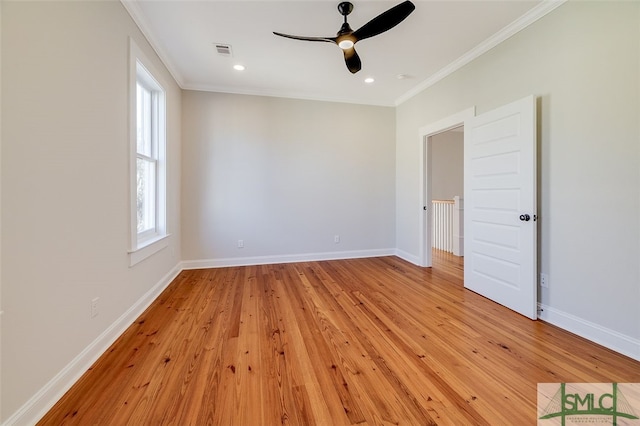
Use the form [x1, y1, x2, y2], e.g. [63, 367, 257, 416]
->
[463, 95, 537, 319]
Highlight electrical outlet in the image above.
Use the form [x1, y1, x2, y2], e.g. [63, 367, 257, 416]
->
[334, 235, 340, 244]
[237, 239, 244, 248]
[91, 297, 99, 318]
[540, 273, 549, 289]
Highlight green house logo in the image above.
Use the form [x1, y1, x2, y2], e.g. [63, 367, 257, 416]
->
[538, 383, 640, 425]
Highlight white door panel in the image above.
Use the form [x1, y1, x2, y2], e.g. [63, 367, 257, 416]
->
[464, 95, 537, 319]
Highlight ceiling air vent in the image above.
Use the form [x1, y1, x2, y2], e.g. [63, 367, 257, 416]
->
[214, 43, 233, 57]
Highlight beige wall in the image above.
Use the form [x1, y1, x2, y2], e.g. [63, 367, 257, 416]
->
[1, 1, 181, 420]
[396, 1, 640, 352]
[181, 91, 396, 263]
[431, 130, 463, 201]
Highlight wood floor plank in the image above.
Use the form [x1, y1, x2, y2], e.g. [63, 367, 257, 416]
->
[39, 254, 640, 425]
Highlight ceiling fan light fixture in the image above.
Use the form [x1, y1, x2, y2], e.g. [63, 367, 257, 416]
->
[233, 64, 246, 71]
[338, 39, 354, 50]
[364, 77, 375, 84]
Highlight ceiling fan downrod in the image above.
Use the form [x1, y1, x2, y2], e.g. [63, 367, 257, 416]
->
[337, 2, 354, 19]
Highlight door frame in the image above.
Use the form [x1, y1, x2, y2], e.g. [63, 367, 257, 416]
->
[418, 107, 475, 267]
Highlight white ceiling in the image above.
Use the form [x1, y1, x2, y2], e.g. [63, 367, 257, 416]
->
[123, 0, 550, 106]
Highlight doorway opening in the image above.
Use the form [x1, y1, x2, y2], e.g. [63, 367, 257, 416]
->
[430, 127, 464, 257]
[419, 107, 475, 268]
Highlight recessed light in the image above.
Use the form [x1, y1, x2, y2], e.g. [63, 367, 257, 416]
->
[233, 64, 245, 71]
[364, 77, 375, 84]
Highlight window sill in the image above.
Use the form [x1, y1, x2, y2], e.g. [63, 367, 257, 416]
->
[129, 234, 171, 267]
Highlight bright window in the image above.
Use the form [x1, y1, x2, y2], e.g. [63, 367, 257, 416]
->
[136, 79, 158, 238]
[129, 40, 167, 265]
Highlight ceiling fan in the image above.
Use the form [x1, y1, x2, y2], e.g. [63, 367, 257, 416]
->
[273, 1, 415, 74]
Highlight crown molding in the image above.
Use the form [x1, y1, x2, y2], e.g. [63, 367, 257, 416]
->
[394, 0, 567, 106]
[120, 0, 186, 88]
[181, 82, 394, 107]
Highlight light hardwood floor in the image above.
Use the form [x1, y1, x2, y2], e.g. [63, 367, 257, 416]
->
[40, 252, 640, 425]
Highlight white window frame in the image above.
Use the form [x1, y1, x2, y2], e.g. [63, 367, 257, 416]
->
[129, 39, 168, 266]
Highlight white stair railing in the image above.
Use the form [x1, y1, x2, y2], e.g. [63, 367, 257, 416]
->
[432, 196, 464, 256]
[432, 199, 454, 253]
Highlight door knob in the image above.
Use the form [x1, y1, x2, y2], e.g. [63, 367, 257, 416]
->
[519, 214, 531, 221]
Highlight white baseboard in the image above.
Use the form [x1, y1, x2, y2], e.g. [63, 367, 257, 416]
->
[181, 248, 396, 269]
[2, 263, 183, 426]
[538, 303, 640, 362]
[394, 249, 421, 266]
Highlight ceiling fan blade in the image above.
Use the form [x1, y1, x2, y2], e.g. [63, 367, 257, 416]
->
[273, 32, 336, 43]
[352, 0, 415, 42]
[343, 47, 362, 74]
